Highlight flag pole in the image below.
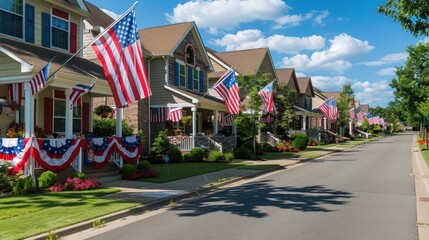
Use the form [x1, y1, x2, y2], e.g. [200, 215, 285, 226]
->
[72, 65, 98, 82]
[46, 1, 139, 82]
[196, 67, 235, 102]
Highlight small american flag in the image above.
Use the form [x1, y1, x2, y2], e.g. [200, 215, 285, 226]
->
[258, 81, 274, 113]
[224, 114, 236, 125]
[150, 107, 166, 122]
[214, 70, 241, 115]
[357, 111, 365, 123]
[70, 82, 95, 107]
[319, 98, 338, 120]
[30, 62, 50, 95]
[91, 8, 151, 108]
[366, 112, 373, 125]
[168, 107, 183, 122]
[261, 113, 275, 124]
[8, 83, 22, 106]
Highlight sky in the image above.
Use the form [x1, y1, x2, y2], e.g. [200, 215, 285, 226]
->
[87, 0, 423, 108]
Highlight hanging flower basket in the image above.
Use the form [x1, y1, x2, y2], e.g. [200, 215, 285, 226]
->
[181, 115, 192, 126]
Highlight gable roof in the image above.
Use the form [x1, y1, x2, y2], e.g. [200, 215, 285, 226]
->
[322, 91, 341, 100]
[211, 48, 270, 76]
[313, 87, 327, 99]
[138, 22, 212, 68]
[297, 77, 315, 97]
[360, 104, 369, 113]
[276, 68, 300, 93]
[84, 1, 114, 28]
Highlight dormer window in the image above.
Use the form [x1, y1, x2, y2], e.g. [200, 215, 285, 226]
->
[0, 0, 23, 38]
[185, 43, 195, 66]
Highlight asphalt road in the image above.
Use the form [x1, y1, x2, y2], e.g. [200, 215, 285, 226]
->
[89, 134, 417, 240]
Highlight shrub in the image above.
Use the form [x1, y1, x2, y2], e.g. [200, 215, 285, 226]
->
[73, 172, 86, 180]
[53, 178, 101, 191]
[190, 147, 206, 162]
[224, 152, 234, 161]
[119, 164, 136, 179]
[93, 118, 135, 137]
[183, 153, 191, 162]
[0, 162, 14, 193]
[208, 150, 225, 162]
[12, 176, 34, 194]
[151, 130, 171, 157]
[234, 146, 253, 159]
[275, 142, 292, 152]
[94, 105, 113, 118]
[38, 171, 58, 189]
[168, 147, 183, 163]
[243, 141, 263, 155]
[137, 160, 151, 170]
[290, 132, 309, 150]
[263, 143, 276, 152]
[307, 138, 319, 146]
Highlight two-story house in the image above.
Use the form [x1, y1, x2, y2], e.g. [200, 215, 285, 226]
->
[0, 0, 113, 139]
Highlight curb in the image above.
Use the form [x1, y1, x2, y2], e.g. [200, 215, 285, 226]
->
[27, 165, 284, 240]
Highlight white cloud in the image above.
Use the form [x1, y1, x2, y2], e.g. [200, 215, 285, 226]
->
[280, 33, 374, 72]
[354, 80, 393, 106]
[359, 52, 408, 66]
[313, 10, 329, 25]
[274, 13, 313, 29]
[101, 9, 120, 20]
[167, 0, 288, 34]
[311, 75, 354, 90]
[377, 67, 396, 76]
[214, 29, 325, 54]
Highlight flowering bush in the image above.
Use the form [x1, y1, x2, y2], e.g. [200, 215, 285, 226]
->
[418, 139, 426, 145]
[6, 122, 24, 138]
[49, 177, 101, 192]
[275, 142, 300, 153]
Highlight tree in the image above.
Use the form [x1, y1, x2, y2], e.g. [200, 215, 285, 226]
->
[378, 0, 429, 37]
[275, 85, 297, 139]
[337, 84, 355, 136]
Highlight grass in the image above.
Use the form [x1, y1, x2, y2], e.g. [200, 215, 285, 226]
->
[142, 162, 249, 183]
[0, 188, 139, 240]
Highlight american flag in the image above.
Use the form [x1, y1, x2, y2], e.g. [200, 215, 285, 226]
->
[258, 81, 274, 113]
[30, 62, 50, 95]
[214, 70, 241, 115]
[261, 113, 275, 124]
[224, 114, 236, 125]
[70, 82, 95, 107]
[91, 8, 151, 108]
[167, 107, 183, 122]
[150, 107, 166, 122]
[8, 83, 22, 106]
[366, 112, 374, 125]
[357, 111, 365, 123]
[319, 98, 338, 120]
[373, 115, 380, 125]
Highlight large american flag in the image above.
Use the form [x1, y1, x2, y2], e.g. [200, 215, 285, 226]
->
[357, 110, 365, 123]
[366, 112, 374, 125]
[91, 8, 151, 108]
[319, 98, 338, 120]
[70, 82, 95, 107]
[150, 107, 166, 122]
[167, 107, 183, 122]
[214, 70, 241, 115]
[30, 63, 50, 95]
[258, 81, 274, 113]
[8, 83, 22, 106]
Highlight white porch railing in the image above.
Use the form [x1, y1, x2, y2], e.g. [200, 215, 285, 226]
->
[207, 138, 223, 152]
[167, 136, 194, 151]
[111, 152, 123, 168]
[355, 129, 371, 139]
[266, 132, 281, 145]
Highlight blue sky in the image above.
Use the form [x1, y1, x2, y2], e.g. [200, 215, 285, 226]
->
[87, 0, 423, 108]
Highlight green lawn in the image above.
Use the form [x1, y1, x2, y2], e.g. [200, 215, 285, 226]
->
[142, 162, 249, 183]
[0, 188, 139, 240]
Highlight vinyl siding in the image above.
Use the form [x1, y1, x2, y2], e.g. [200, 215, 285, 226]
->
[0, 52, 22, 77]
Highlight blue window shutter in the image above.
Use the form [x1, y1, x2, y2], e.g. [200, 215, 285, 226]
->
[199, 70, 204, 92]
[174, 62, 179, 86]
[42, 12, 51, 47]
[25, 4, 35, 43]
[188, 67, 193, 89]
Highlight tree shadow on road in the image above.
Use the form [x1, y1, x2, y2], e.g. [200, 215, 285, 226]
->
[173, 181, 353, 218]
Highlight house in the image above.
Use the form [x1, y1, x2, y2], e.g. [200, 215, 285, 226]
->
[91, 21, 232, 152]
[0, 0, 129, 176]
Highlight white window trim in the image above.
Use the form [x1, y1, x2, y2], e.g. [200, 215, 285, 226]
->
[178, 62, 186, 88]
[193, 67, 200, 91]
[0, 0, 25, 39]
[53, 92, 82, 134]
[50, 8, 70, 51]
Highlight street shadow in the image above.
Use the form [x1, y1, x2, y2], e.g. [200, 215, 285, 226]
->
[310, 159, 356, 163]
[173, 181, 353, 218]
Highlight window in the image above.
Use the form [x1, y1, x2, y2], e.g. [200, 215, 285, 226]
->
[0, 0, 23, 38]
[185, 44, 195, 66]
[53, 99, 81, 133]
[193, 68, 199, 91]
[52, 15, 69, 50]
[179, 63, 186, 87]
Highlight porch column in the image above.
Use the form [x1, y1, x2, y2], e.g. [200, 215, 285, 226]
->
[192, 107, 197, 148]
[213, 110, 218, 134]
[116, 107, 123, 137]
[89, 97, 94, 132]
[316, 117, 321, 141]
[24, 83, 32, 137]
[349, 120, 353, 135]
[65, 89, 73, 138]
[302, 114, 307, 130]
[324, 117, 327, 130]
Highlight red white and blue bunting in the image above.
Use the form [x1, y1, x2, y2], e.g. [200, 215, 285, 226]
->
[0, 136, 141, 173]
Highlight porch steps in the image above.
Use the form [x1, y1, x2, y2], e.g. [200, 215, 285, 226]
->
[82, 164, 121, 183]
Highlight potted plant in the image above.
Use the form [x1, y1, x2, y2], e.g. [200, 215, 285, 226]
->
[94, 105, 113, 118]
[181, 115, 192, 126]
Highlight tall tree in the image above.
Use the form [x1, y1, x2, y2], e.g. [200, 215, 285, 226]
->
[337, 84, 355, 136]
[378, 0, 429, 37]
[274, 85, 297, 139]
